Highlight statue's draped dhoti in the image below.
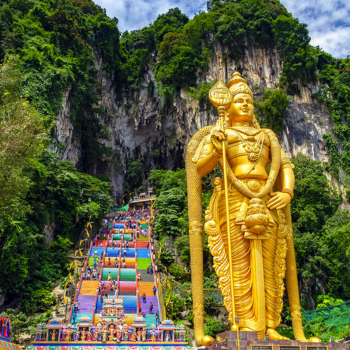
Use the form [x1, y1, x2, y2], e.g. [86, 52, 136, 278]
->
[209, 180, 282, 335]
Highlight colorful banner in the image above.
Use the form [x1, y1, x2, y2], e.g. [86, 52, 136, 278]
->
[63, 282, 69, 304]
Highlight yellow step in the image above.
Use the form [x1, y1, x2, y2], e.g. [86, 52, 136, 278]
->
[138, 282, 155, 296]
[80, 281, 99, 295]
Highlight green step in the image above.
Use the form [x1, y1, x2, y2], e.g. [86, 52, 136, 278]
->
[88, 257, 102, 266]
[102, 269, 119, 279]
[137, 258, 152, 269]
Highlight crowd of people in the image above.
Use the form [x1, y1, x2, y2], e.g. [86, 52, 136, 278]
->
[94, 210, 159, 319]
[70, 208, 164, 330]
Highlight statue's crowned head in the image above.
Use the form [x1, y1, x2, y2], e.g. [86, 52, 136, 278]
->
[209, 71, 260, 129]
[227, 72, 253, 99]
[226, 72, 255, 125]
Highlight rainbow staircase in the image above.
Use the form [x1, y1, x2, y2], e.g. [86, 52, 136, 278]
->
[71, 212, 163, 329]
[32, 210, 188, 350]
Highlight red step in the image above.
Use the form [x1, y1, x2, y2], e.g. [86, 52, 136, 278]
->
[137, 241, 149, 248]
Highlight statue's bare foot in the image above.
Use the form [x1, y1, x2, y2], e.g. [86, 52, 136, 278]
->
[308, 337, 322, 343]
[201, 335, 214, 346]
[266, 329, 289, 340]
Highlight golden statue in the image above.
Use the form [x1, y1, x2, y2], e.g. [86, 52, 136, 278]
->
[186, 73, 321, 346]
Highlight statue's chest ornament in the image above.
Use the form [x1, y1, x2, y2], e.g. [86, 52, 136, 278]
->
[233, 129, 264, 163]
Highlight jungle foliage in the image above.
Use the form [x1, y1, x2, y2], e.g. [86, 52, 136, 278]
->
[0, 147, 111, 313]
[1, 0, 349, 176]
[0, 0, 120, 172]
[314, 56, 350, 180]
[119, 0, 321, 110]
[0, 52, 111, 313]
[254, 88, 291, 133]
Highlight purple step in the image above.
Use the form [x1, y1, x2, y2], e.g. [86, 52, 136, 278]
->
[138, 296, 159, 315]
[75, 295, 96, 314]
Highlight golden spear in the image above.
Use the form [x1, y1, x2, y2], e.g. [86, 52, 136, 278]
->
[208, 81, 238, 330]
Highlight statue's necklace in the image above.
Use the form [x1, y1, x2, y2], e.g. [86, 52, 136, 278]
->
[232, 128, 264, 162]
[243, 133, 263, 162]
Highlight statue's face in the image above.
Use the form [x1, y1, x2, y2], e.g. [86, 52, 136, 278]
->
[228, 93, 254, 122]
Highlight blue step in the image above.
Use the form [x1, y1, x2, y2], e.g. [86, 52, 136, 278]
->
[136, 248, 151, 258]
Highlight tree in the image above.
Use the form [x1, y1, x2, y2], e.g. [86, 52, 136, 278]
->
[0, 55, 49, 227]
[125, 160, 144, 192]
[254, 88, 290, 134]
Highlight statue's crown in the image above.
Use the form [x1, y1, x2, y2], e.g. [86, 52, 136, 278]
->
[208, 72, 254, 110]
[227, 72, 253, 99]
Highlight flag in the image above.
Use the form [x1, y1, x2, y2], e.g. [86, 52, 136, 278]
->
[63, 282, 69, 304]
[75, 249, 83, 257]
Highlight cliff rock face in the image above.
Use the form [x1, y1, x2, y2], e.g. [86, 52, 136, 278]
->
[51, 86, 81, 165]
[104, 40, 333, 182]
[56, 40, 334, 190]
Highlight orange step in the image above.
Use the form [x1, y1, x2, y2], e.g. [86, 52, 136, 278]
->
[80, 281, 99, 295]
[138, 282, 156, 296]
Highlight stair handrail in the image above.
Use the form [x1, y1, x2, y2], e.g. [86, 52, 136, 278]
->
[148, 227, 162, 322]
[67, 240, 93, 324]
[134, 239, 139, 317]
[114, 216, 121, 299]
[117, 228, 123, 294]
[92, 243, 106, 323]
[157, 275, 166, 322]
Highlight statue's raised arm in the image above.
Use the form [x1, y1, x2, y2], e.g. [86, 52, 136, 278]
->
[186, 73, 321, 346]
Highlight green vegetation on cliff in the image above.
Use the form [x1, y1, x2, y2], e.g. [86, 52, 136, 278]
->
[315, 56, 350, 179]
[1, 0, 350, 339]
[0, 0, 121, 172]
[0, 49, 111, 313]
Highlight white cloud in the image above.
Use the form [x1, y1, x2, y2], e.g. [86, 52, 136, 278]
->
[93, 0, 206, 32]
[94, 0, 350, 58]
[280, 0, 350, 58]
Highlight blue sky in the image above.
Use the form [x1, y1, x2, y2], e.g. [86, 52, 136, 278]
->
[93, 0, 350, 58]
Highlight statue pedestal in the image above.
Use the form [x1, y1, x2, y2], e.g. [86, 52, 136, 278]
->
[205, 331, 347, 350]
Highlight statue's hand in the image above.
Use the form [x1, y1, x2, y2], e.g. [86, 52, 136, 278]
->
[210, 127, 225, 155]
[266, 192, 291, 210]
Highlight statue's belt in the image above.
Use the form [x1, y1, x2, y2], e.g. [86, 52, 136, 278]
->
[225, 180, 276, 240]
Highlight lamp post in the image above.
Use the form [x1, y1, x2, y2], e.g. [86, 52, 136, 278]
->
[235, 315, 240, 350]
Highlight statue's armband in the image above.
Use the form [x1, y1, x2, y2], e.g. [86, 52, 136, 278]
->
[192, 135, 212, 163]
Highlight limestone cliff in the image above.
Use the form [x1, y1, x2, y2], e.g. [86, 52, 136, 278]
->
[55, 39, 334, 192]
[53, 47, 332, 187]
